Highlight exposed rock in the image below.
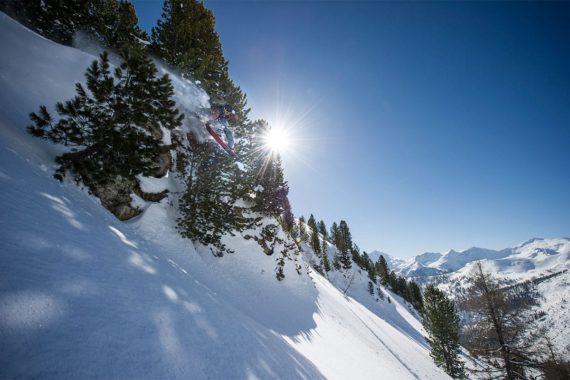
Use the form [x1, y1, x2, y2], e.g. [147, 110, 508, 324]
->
[91, 176, 141, 221]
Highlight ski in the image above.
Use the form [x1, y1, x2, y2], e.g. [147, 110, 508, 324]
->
[205, 122, 240, 160]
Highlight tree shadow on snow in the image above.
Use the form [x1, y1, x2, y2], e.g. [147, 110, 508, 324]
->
[0, 147, 325, 379]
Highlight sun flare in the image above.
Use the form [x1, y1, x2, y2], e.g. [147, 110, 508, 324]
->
[263, 127, 291, 153]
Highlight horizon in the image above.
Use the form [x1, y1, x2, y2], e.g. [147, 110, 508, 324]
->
[132, 1, 570, 258]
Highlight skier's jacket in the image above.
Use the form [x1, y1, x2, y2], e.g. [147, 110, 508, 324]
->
[212, 105, 231, 121]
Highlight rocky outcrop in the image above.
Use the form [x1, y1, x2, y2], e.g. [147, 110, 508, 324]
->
[92, 176, 141, 221]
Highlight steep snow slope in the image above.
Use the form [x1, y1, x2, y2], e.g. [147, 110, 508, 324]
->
[0, 13, 448, 379]
[533, 270, 570, 356]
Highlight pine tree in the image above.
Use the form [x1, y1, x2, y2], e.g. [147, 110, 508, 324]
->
[337, 220, 352, 270]
[317, 220, 331, 272]
[280, 196, 295, 235]
[151, 0, 227, 96]
[396, 276, 408, 297]
[251, 126, 290, 217]
[352, 243, 362, 268]
[105, 1, 148, 49]
[318, 220, 328, 241]
[362, 252, 376, 281]
[330, 222, 340, 247]
[307, 214, 321, 255]
[149, 0, 262, 258]
[298, 216, 309, 242]
[406, 280, 424, 312]
[28, 47, 183, 219]
[338, 247, 352, 271]
[332, 252, 342, 271]
[321, 247, 331, 273]
[376, 255, 390, 285]
[1, 0, 145, 48]
[338, 220, 353, 254]
[388, 271, 398, 290]
[178, 143, 260, 256]
[423, 285, 466, 379]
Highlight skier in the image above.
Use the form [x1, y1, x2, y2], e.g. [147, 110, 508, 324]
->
[210, 104, 238, 150]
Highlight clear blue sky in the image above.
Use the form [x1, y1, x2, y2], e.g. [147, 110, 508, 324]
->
[133, 1, 570, 258]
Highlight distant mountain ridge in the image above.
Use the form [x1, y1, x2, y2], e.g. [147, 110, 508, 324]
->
[370, 238, 570, 359]
[373, 238, 570, 279]
[367, 250, 407, 272]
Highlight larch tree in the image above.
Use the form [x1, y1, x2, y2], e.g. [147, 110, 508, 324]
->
[462, 262, 542, 379]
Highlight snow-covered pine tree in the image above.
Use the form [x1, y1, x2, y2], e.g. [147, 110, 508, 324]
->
[422, 285, 465, 379]
[28, 44, 183, 219]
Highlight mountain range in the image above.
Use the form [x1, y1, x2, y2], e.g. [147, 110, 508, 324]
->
[370, 238, 570, 359]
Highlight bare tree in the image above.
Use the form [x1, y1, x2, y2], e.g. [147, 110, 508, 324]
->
[462, 262, 542, 379]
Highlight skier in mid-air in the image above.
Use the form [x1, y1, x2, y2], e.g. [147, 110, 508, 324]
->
[209, 104, 238, 149]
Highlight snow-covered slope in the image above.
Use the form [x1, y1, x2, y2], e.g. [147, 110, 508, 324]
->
[0, 13, 448, 379]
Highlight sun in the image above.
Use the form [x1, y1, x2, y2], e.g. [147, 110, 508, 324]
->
[263, 127, 291, 153]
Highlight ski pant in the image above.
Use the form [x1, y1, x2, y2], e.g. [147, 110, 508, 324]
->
[214, 119, 235, 149]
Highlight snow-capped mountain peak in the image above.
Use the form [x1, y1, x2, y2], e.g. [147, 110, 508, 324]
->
[388, 238, 570, 279]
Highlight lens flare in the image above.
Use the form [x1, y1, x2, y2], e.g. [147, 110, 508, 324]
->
[263, 127, 290, 153]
